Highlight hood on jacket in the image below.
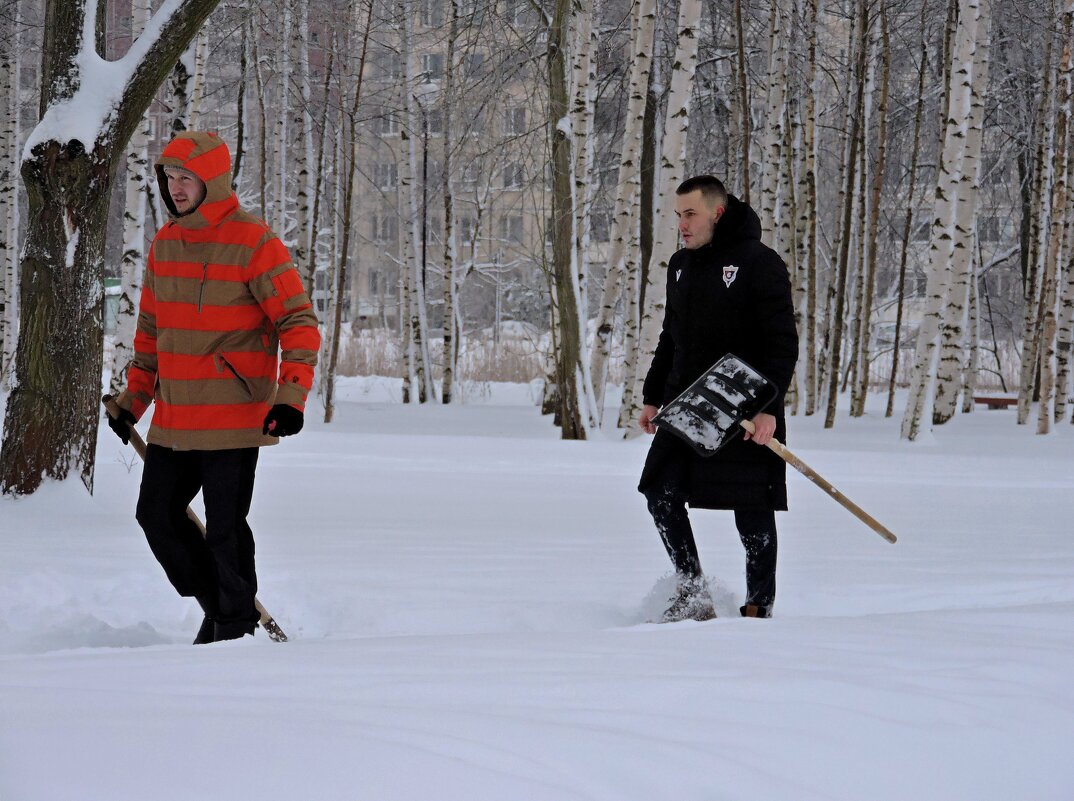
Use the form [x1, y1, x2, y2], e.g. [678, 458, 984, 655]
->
[155, 131, 238, 229]
[709, 193, 762, 250]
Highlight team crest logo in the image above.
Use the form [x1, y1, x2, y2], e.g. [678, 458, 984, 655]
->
[675, 269, 682, 282]
[722, 264, 740, 288]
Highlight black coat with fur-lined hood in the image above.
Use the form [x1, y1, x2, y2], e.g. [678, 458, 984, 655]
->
[638, 193, 799, 510]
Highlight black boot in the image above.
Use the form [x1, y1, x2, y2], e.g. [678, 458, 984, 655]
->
[193, 616, 216, 644]
[213, 617, 257, 642]
[662, 576, 717, 623]
[740, 603, 772, 619]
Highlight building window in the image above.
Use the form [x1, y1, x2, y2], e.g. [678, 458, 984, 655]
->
[462, 163, 480, 188]
[379, 52, 402, 80]
[373, 215, 399, 243]
[420, 0, 444, 27]
[374, 162, 398, 190]
[425, 107, 444, 136]
[421, 53, 444, 80]
[501, 215, 524, 244]
[979, 216, 1001, 242]
[590, 211, 612, 242]
[373, 113, 400, 136]
[459, 215, 476, 243]
[503, 162, 524, 189]
[911, 218, 931, 243]
[505, 107, 526, 136]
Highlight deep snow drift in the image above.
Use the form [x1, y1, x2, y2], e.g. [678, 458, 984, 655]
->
[2, 379, 1072, 800]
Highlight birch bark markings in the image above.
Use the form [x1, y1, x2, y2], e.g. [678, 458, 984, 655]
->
[901, 0, 981, 441]
[626, 0, 703, 436]
[1037, 1, 1073, 434]
[0, 24, 15, 385]
[109, 0, 154, 397]
[441, 0, 460, 405]
[590, 0, 656, 421]
[933, 0, 992, 424]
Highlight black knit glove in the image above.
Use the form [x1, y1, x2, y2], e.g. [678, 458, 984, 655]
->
[107, 407, 137, 445]
[262, 404, 304, 437]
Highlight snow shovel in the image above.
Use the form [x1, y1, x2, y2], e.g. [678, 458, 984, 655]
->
[102, 395, 290, 641]
[652, 355, 897, 544]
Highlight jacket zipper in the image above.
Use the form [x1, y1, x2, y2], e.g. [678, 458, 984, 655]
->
[197, 262, 208, 312]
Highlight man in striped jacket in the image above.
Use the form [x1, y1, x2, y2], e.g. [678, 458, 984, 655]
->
[108, 131, 320, 643]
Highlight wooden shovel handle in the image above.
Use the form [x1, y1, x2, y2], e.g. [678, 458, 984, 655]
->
[740, 419, 897, 544]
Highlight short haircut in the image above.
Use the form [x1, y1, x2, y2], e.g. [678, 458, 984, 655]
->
[676, 175, 728, 209]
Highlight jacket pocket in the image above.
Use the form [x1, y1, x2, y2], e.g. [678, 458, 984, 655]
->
[215, 353, 254, 400]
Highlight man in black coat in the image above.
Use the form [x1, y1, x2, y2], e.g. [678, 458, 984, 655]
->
[638, 175, 798, 622]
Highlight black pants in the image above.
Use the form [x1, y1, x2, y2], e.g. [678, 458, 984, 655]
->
[136, 445, 260, 626]
[644, 478, 778, 608]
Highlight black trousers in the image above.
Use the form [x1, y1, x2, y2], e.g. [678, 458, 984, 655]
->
[644, 477, 778, 608]
[136, 445, 260, 626]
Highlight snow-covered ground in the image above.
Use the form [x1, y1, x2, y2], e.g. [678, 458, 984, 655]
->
[2, 380, 1073, 800]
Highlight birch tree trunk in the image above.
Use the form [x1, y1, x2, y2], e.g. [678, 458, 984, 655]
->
[323, 0, 373, 424]
[570, 0, 596, 333]
[758, 1, 787, 244]
[307, 44, 334, 298]
[252, 28, 269, 221]
[626, 0, 703, 436]
[0, 19, 16, 387]
[851, 1, 890, 417]
[167, 37, 194, 134]
[590, 0, 656, 420]
[933, 0, 992, 424]
[823, 0, 868, 429]
[734, 0, 750, 204]
[186, 30, 208, 129]
[548, 0, 594, 438]
[109, 0, 154, 397]
[1016, 21, 1056, 424]
[799, 0, 820, 416]
[0, 0, 223, 496]
[1055, 128, 1074, 424]
[1037, 0, 1073, 434]
[291, 0, 315, 292]
[231, 8, 250, 192]
[886, 16, 930, 418]
[273, 6, 291, 236]
[400, 0, 435, 403]
[902, 0, 981, 441]
[441, 0, 460, 405]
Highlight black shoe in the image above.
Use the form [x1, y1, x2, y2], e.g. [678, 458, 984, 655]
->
[213, 618, 257, 642]
[662, 576, 717, 623]
[740, 603, 772, 618]
[193, 616, 216, 645]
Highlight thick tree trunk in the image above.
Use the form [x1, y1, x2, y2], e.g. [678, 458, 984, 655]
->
[549, 0, 589, 439]
[0, 0, 223, 496]
[1055, 129, 1074, 424]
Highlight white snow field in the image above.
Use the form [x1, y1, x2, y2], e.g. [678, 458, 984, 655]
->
[2, 379, 1073, 801]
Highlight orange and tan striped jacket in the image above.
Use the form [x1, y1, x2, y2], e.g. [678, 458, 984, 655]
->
[116, 131, 320, 450]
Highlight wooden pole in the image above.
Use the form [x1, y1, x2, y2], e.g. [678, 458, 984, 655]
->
[740, 419, 897, 544]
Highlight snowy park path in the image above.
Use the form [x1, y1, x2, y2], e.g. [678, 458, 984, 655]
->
[2, 381, 1073, 800]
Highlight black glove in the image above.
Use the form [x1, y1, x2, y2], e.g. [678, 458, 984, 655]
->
[107, 407, 137, 445]
[262, 404, 304, 437]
